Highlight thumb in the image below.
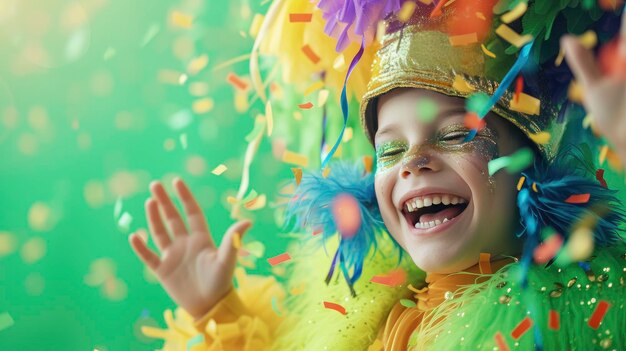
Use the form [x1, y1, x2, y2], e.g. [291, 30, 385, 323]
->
[217, 220, 252, 265]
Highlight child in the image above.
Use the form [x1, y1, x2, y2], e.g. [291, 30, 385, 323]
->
[130, 1, 626, 350]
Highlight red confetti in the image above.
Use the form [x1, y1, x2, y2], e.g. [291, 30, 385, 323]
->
[514, 76, 524, 103]
[588, 300, 611, 329]
[533, 234, 564, 264]
[494, 332, 510, 351]
[226, 72, 248, 91]
[430, 0, 449, 18]
[548, 310, 560, 330]
[312, 228, 323, 236]
[301, 44, 321, 64]
[511, 316, 533, 340]
[596, 169, 608, 188]
[565, 193, 590, 204]
[464, 112, 486, 130]
[598, 37, 626, 81]
[298, 102, 314, 109]
[267, 252, 291, 266]
[289, 13, 313, 22]
[323, 301, 347, 315]
[370, 269, 407, 287]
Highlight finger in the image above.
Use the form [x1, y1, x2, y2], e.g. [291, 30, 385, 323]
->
[146, 198, 172, 251]
[150, 180, 189, 238]
[217, 220, 253, 266]
[129, 231, 161, 271]
[561, 35, 602, 87]
[173, 177, 214, 246]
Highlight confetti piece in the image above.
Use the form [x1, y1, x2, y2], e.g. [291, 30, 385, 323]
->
[291, 168, 303, 185]
[192, 98, 214, 114]
[363, 156, 373, 173]
[599, 145, 609, 165]
[565, 193, 590, 204]
[140, 24, 160, 47]
[528, 132, 551, 145]
[370, 268, 407, 287]
[548, 310, 560, 330]
[322, 167, 331, 178]
[298, 102, 314, 109]
[267, 252, 291, 266]
[599, 36, 626, 80]
[323, 301, 347, 315]
[533, 234, 563, 264]
[289, 13, 313, 22]
[187, 55, 209, 76]
[448, 32, 478, 46]
[501, 2, 527, 23]
[399, 299, 416, 308]
[517, 176, 526, 191]
[245, 194, 266, 210]
[415, 98, 439, 123]
[453, 75, 475, 93]
[481, 44, 496, 58]
[249, 14, 264, 38]
[232, 232, 241, 249]
[187, 334, 205, 350]
[464, 112, 485, 130]
[271, 296, 282, 316]
[588, 300, 611, 329]
[514, 76, 523, 103]
[227, 72, 248, 91]
[565, 227, 594, 261]
[494, 332, 510, 351]
[332, 194, 362, 238]
[282, 150, 308, 167]
[596, 169, 608, 188]
[509, 93, 540, 115]
[0, 312, 14, 332]
[301, 44, 320, 64]
[304, 81, 324, 96]
[318, 89, 330, 107]
[511, 316, 533, 339]
[398, 1, 417, 22]
[170, 11, 193, 29]
[495, 24, 533, 48]
[475, 11, 486, 21]
[242, 189, 258, 203]
[114, 197, 122, 219]
[430, 0, 448, 18]
[118, 212, 132, 232]
[179, 133, 188, 150]
[567, 81, 584, 104]
[479, 253, 492, 274]
[266, 101, 273, 137]
[342, 127, 353, 142]
[245, 241, 265, 258]
[211, 164, 227, 176]
[488, 148, 534, 176]
[333, 54, 346, 70]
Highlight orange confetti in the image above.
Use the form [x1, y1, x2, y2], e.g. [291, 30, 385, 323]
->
[282, 150, 308, 167]
[517, 176, 526, 191]
[370, 268, 407, 287]
[548, 310, 560, 330]
[363, 156, 373, 174]
[227, 73, 248, 91]
[533, 234, 563, 264]
[332, 194, 361, 238]
[494, 332, 510, 351]
[301, 44, 320, 64]
[464, 112, 485, 130]
[511, 316, 533, 340]
[323, 301, 347, 315]
[479, 252, 492, 274]
[588, 300, 611, 329]
[514, 76, 524, 103]
[291, 168, 303, 185]
[430, 0, 448, 18]
[267, 252, 291, 266]
[298, 102, 314, 109]
[448, 32, 478, 46]
[289, 13, 313, 22]
[565, 193, 590, 204]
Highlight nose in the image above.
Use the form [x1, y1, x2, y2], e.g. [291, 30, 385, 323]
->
[400, 151, 441, 178]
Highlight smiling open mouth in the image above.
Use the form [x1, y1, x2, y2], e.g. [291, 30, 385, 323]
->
[402, 194, 469, 229]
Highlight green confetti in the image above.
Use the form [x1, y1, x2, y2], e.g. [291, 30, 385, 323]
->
[187, 333, 205, 350]
[0, 312, 14, 332]
[488, 148, 534, 176]
[466, 92, 490, 115]
[415, 98, 439, 123]
[399, 299, 417, 308]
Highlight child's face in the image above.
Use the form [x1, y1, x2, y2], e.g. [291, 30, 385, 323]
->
[374, 88, 525, 273]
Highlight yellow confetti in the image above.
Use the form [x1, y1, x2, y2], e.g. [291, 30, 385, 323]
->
[293, 111, 302, 121]
[599, 145, 609, 165]
[21, 237, 46, 264]
[566, 227, 594, 261]
[170, 11, 193, 29]
[448, 32, 478, 46]
[509, 93, 540, 115]
[0, 312, 15, 332]
[158, 69, 185, 85]
[0, 232, 17, 257]
[318, 89, 330, 107]
[249, 14, 264, 38]
[304, 81, 324, 96]
[245, 194, 266, 210]
[290, 284, 306, 295]
[232, 232, 241, 249]
[266, 101, 273, 137]
[528, 131, 551, 145]
[475, 11, 486, 21]
[291, 168, 303, 185]
[187, 54, 209, 76]
[481, 44, 496, 58]
[568, 81, 584, 104]
[189, 82, 210, 96]
[582, 114, 593, 129]
[211, 164, 228, 176]
[322, 167, 331, 179]
[234, 90, 249, 113]
[501, 2, 527, 23]
[418, 0, 433, 4]
[227, 196, 238, 205]
[282, 150, 308, 167]
[398, 1, 417, 22]
[333, 54, 345, 70]
[578, 30, 598, 49]
[495, 24, 533, 48]
[192, 98, 214, 114]
[376, 21, 387, 43]
[28, 202, 54, 232]
[517, 176, 526, 191]
[342, 127, 353, 142]
[452, 75, 475, 93]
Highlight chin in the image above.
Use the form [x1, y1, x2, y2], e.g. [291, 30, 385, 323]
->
[407, 245, 479, 274]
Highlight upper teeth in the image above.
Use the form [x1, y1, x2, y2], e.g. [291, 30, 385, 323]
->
[405, 194, 466, 212]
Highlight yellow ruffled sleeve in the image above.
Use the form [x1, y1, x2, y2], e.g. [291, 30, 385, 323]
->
[142, 268, 285, 351]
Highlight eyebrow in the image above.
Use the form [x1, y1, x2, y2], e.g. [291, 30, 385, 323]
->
[375, 107, 467, 138]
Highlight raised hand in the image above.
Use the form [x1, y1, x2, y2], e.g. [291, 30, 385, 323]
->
[561, 11, 626, 168]
[129, 177, 251, 320]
